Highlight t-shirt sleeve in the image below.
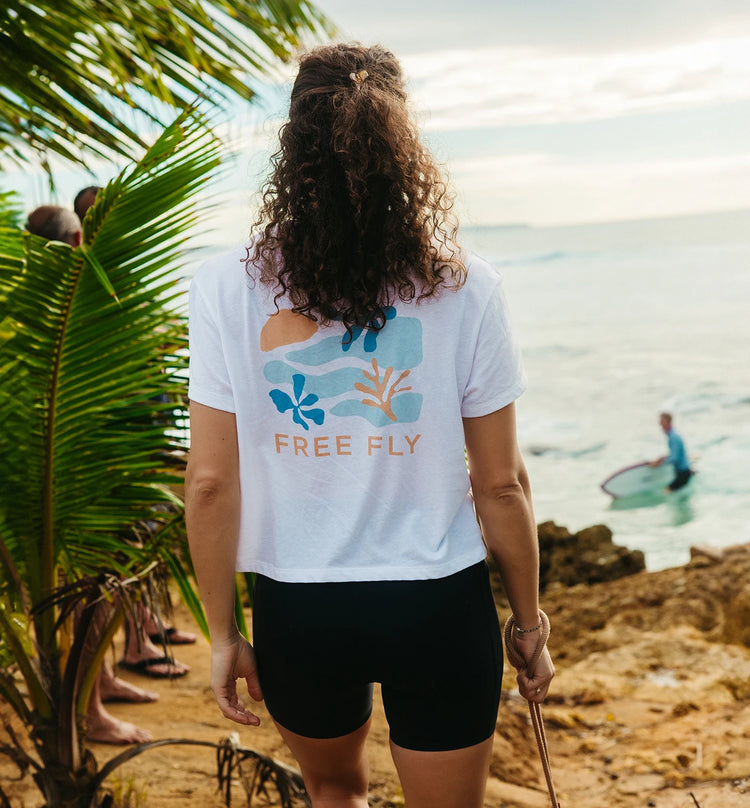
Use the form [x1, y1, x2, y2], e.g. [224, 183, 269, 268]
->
[188, 271, 236, 413]
[461, 278, 526, 418]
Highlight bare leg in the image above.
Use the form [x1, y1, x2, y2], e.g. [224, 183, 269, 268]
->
[389, 736, 494, 808]
[99, 658, 159, 703]
[274, 719, 370, 807]
[141, 604, 196, 645]
[120, 615, 190, 677]
[86, 671, 153, 744]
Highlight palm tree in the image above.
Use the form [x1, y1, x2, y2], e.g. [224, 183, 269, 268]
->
[0, 108, 222, 808]
[0, 0, 329, 169]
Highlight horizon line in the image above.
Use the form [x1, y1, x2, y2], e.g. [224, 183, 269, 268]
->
[462, 205, 750, 232]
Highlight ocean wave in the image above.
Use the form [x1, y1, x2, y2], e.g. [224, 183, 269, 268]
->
[493, 250, 572, 268]
[662, 391, 750, 414]
[525, 441, 606, 459]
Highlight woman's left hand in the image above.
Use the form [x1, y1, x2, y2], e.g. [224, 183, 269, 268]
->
[512, 633, 555, 703]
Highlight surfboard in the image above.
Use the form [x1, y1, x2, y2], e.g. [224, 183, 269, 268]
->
[600, 462, 675, 499]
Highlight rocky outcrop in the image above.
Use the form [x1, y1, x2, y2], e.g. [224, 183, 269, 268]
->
[537, 521, 645, 590]
[539, 541, 750, 665]
[488, 542, 750, 805]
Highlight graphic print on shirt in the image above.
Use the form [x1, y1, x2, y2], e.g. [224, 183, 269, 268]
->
[262, 307, 423, 429]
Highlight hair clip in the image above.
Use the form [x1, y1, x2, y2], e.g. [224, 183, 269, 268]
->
[349, 70, 369, 86]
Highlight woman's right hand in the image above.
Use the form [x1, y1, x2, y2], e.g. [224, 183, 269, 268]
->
[210, 632, 264, 725]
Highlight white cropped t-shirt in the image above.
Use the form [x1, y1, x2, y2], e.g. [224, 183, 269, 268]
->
[188, 246, 526, 582]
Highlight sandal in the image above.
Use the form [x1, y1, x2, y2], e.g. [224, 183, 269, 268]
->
[118, 656, 188, 679]
[148, 626, 197, 645]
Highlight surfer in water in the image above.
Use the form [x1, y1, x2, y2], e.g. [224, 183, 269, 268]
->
[650, 412, 693, 492]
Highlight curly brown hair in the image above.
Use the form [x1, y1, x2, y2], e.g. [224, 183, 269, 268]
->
[247, 42, 465, 336]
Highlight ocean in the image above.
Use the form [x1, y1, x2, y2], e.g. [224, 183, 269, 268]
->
[461, 209, 750, 571]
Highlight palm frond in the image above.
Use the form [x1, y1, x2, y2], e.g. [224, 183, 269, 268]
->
[165, 549, 209, 639]
[0, 190, 24, 305]
[91, 737, 311, 808]
[0, 107, 220, 616]
[0, 0, 331, 168]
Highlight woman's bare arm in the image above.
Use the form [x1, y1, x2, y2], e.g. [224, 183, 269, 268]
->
[185, 401, 263, 724]
[463, 402, 554, 700]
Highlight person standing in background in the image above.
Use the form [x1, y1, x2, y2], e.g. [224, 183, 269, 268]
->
[73, 185, 101, 223]
[651, 412, 693, 492]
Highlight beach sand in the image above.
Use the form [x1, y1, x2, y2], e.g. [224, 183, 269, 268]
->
[3, 543, 750, 807]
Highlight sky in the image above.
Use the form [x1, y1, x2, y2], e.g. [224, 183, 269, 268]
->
[9, 0, 750, 232]
[310, 0, 750, 227]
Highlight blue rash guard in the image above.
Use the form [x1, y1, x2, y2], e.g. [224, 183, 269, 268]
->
[665, 428, 691, 472]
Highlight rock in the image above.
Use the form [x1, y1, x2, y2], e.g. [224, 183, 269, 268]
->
[721, 583, 750, 646]
[484, 778, 551, 808]
[536, 521, 645, 590]
[491, 698, 541, 787]
[575, 524, 613, 550]
[543, 709, 587, 729]
[615, 773, 666, 794]
[690, 544, 724, 563]
[570, 686, 609, 705]
[537, 520, 574, 546]
[720, 674, 750, 700]
[672, 701, 700, 717]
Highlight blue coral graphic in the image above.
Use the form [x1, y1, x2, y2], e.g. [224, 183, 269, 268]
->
[269, 374, 325, 431]
[341, 307, 397, 353]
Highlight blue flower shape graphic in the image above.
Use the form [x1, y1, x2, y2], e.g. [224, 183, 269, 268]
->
[269, 373, 325, 431]
[341, 306, 397, 353]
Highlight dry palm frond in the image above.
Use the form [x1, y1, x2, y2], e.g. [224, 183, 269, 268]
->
[93, 736, 310, 808]
[216, 734, 311, 808]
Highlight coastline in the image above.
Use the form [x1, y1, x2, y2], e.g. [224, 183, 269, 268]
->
[2, 533, 750, 807]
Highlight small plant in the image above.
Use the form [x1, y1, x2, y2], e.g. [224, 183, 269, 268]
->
[108, 773, 147, 808]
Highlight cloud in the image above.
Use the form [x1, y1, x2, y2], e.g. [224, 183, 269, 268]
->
[405, 36, 750, 130]
[315, 0, 750, 55]
[452, 152, 750, 226]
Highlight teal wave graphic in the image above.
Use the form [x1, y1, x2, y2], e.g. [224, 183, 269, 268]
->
[286, 317, 422, 369]
[265, 362, 363, 398]
[331, 393, 423, 426]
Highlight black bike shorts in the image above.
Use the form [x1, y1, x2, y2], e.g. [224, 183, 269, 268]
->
[252, 561, 503, 752]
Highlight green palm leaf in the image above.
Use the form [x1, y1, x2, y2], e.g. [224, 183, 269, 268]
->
[0, 0, 331, 167]
[0, 191, 23, 305]
[0, 108, 219, 651]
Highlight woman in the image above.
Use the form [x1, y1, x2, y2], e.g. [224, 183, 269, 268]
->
[186, 43, 554, 808]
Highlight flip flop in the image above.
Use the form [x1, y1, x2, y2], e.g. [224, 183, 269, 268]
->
[148, 626, 197, 645]
[118, 656, 188, 679]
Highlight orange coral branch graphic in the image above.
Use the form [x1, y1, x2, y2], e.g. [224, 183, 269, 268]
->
[354, 358, 412, 422]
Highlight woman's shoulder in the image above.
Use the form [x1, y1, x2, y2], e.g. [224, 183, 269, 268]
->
[460, 250, 505, 299]
[191, 242, 265, 305]
[193, 243, 252, 282]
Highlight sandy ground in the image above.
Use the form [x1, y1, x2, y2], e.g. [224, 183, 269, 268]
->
[3, 544, 750, 807]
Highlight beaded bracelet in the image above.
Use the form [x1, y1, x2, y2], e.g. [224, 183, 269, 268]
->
[513, 616, 543, 634]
